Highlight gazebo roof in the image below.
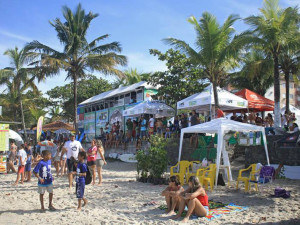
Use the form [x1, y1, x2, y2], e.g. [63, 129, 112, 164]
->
[33, 121, 74, 132]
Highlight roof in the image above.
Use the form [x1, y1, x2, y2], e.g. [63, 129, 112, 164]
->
[33, 121, 74, 132]
[180, 118, 265, 134]
[177, 84, 248, 111]
[79, 81, 155, 106]
[235, 89, 274, 112]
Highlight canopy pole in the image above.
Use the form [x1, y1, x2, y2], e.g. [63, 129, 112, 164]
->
[177, 130, 185, 164]
[215, 129, 224, 187]
[261, 129, 270, 165]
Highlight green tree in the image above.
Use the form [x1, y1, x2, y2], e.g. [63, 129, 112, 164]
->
[0, 47, 40, 141]
[242, 0, 300, 127]
[228, 50, 274, 96]
[164, 13, 242, 107]
[112, 68, 151, 88]
[48, 106, 63, 122]
[47, 75, 112, 120]
[26, 4, 127, 133]
[148, 49, 206, 107]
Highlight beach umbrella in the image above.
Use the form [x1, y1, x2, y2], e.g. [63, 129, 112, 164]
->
[9, 129, 24, 144]
[38, 140, 55, 147]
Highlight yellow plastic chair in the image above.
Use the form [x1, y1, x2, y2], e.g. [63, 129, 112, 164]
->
[196, 163, 216, 191]
[236, 164, 261, 191]
[186, 161, 201, 181]
[170, 160, 191, 185]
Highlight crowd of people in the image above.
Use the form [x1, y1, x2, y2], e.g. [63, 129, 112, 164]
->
[6, 133, 107, 211]
[230, 111, 299, 134]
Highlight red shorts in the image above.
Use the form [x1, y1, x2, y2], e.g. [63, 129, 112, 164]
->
[18, 165, 25, 173]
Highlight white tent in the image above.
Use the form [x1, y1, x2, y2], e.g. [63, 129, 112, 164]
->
[123, 101, 175, 118]
[9, 129, 24, 145]
[177, 84, 248, 112]
[281, 105, 300, 124]
[178, 118, 270, 187]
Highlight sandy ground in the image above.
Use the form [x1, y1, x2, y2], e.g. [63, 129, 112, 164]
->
[0, 161, 300, 225]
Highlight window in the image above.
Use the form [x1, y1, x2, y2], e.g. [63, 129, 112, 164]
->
[282, 94, 286, 98]
[281, 83, 286, 88]
[290, 94, 294, 99]
[298, 96, 300, 101]
[297, 87, 300, 91]
[289, 83, 294, 89]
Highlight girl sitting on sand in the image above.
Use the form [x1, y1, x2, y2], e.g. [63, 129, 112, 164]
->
[173, 176, 209, 223]
[161, 176, 184, 216]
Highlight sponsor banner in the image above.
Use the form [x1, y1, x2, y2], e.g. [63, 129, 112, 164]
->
[144, 89, 158, 101]
[96, 109, 108, 136]
[36, 117, 44, 142]
[109, 106, 124, 130]
[84, 112, 95, 142]
[0, 124, 9, 152]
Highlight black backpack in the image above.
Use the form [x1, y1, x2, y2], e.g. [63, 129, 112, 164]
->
[85, 165, 92, 185]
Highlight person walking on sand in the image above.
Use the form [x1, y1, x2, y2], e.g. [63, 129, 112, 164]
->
[173, 176, 209, 223]
[87, 139, 97, 185]
[72, 152, 88, 210]
[61, 134, 85, 189]
[33, 150, 56, 212]
[95, 139, 107, 186]
[161, 176, 184, 216]
[24, 143, 33, 182]
[13, 144, 27, 185]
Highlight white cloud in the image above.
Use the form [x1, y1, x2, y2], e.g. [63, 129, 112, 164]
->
[0, 30, 32, 42]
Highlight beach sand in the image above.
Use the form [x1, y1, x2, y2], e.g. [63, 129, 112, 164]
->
[0, 161, 299, 225]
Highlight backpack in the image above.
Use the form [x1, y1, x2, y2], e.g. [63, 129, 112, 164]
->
[85, 165, 92, 185]
[273, 187, 291, 198]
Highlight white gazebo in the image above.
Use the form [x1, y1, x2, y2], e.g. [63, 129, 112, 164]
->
[123, 101, 175, 118]
[178, 118, 270, 187]
[177, 84, 248, 112]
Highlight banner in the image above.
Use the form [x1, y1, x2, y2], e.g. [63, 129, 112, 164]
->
[96, 109, 108, 136]
[36, 116, 44, 142]
[84, 112, 96, 142]
[0, 124, 9, 152]
[109, 106, 124, 131]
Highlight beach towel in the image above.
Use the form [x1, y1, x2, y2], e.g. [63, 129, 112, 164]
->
[159, 201, 248, 222]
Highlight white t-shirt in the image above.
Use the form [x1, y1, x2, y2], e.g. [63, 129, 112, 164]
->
[64, 140, 83, 160]
[18, 149, 27, 166]
[149, 118, 154, 127]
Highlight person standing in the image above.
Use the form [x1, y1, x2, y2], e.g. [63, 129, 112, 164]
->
[13, 144, 27, 185]
[7, 142, 18, 173]
[87, 139, 97, 185]
[96, 139, 107, 186]
[25, 143, 33, 182]
[126, 118, 133, 140]
[148, 115, 155, 136]
[61, 134, 85, 189]
[140, 115, 147, 140]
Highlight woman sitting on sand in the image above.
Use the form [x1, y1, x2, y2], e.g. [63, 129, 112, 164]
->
[173, 176, 209, 223]
[161, 176, 184, 216]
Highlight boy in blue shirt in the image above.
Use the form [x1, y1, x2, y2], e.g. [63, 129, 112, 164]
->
[33, 150, 56, 212]
[72, 151, 88, 210]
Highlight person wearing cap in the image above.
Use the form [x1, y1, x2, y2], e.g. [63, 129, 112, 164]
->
[61, 134, 85, 189]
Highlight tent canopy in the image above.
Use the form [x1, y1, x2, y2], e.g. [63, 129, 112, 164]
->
[9, 129, 24, 144]
[178, 118, 270, 188]
[177, 84, 248, 111]
[235, 89, 274, 112]
[123, 101, 175, 118]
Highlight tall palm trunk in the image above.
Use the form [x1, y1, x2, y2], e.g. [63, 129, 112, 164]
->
[273, 53, 281, 128]
[20, 98, 28, 142]
[73, 75, 78, 135]
[284, 71, 290, 113]
[212, 81, 219, 108]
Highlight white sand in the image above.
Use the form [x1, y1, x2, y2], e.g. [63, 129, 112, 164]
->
[0, 161, 299, 225]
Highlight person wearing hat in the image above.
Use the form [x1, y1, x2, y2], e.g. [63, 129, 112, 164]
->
[61, 134, 85, 189]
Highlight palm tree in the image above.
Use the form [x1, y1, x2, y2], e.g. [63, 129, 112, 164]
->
[242, 0, 300, 127]
[228, 50, 274, 96]
[26, 4, 127, 133]
[49, 105, 62, 122]
[279, 39, 300, 113]
[29, 106, 48, 123]
[164, 12, 242, 107]
[0, 47, 40, 141]
[112, 68, 151, 88]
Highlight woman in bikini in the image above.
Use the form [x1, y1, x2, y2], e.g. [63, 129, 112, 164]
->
[87, 139, 97, 185]
[95, 139, 107, 186]
[173, 176, 209, 223]
[161, 176, 184, 216]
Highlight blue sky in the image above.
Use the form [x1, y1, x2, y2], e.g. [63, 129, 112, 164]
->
[0, 0, 299, 94]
